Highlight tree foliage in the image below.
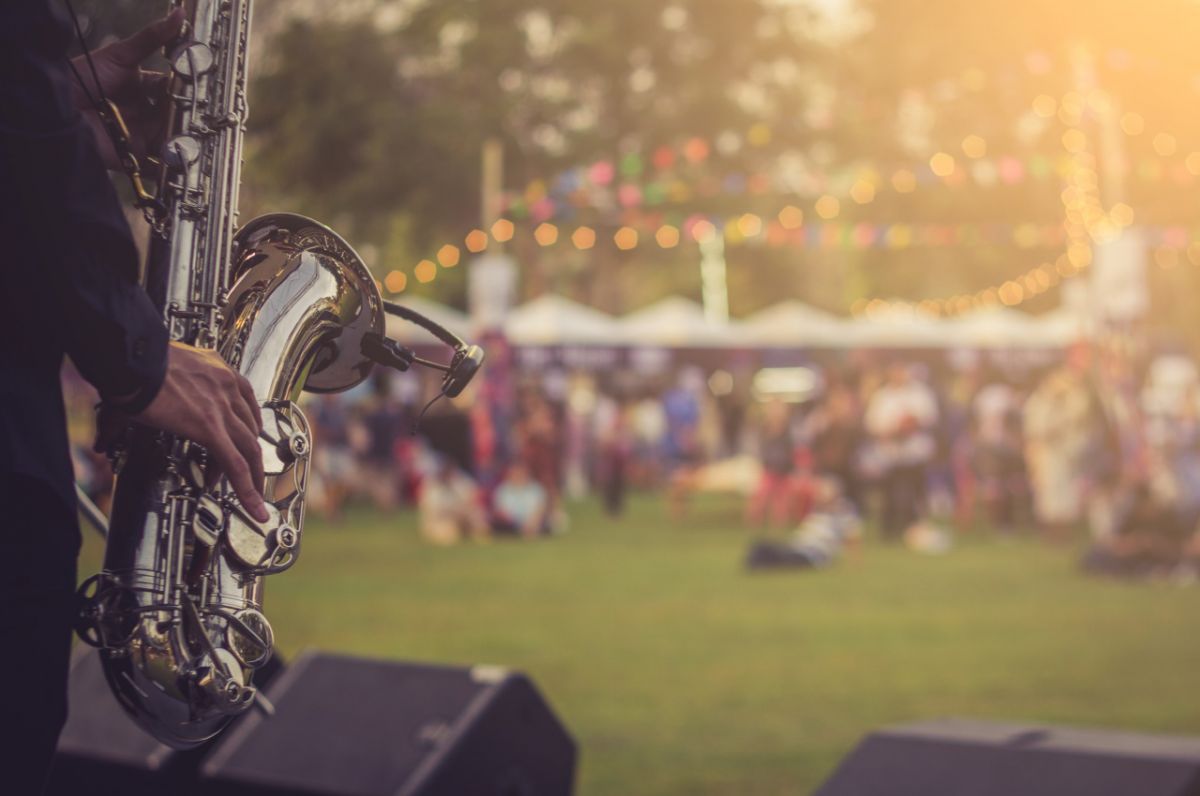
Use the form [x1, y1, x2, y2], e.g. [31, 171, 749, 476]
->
[242, 1, 825, 308]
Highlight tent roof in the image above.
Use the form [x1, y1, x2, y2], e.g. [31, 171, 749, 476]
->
[1032, 306, 1094, 346]
[505, 294, 622, 345]
[942, 307, 1045, 348]
[740, 300, 848, 346]
[842, 307, 947, 348]
[620, 297, 748, 347]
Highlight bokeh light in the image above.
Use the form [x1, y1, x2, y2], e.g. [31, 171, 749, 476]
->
[614, 226, 639, 250]
[655, 225, 680, 248]
[961, 134, 987, 159]
[1031, 94, 1057, 118]
[736, 213, 763, 237]
[1153, 133, 1177, 157]
[571, 226, 596, 249]
[414, 259, 437, 283]
[690, 219, 716, 243]
[815, 195, 840, 220]
[491, 218, 515, 243]
[436, 244, 460, 268]
[534, 222, 559, 246]
[464, 229, 488, 253]
[383, 270, 407, 293]
[849, 180, 876, 204]
[777, 205, 804, 229]
[929, 152, 956, 177]
[1120, 112, 1145, 135]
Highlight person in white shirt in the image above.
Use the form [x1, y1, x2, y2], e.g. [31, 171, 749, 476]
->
[864, 364, 939, 540]
[419, 457, 489, 545]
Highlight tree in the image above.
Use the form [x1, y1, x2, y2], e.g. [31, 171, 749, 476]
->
[242, 1, 829, 311]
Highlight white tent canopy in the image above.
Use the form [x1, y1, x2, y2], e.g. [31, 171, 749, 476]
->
[941, 307, 1047, 349]
[740, 300, 849, 347]
[384, 295, 471, 345]
[1031, 306, 1093, 347]
[842, 306, 948, 349]
[619, 296, 748, 348]
[505, 294, 623, 346]
[496, 293, 1093, 350]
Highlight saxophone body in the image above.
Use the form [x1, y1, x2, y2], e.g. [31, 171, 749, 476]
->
[76, 0, 383, 748]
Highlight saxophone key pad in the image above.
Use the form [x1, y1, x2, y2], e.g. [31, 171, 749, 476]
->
[193, 494, 226, 547]
[171, 42, 215, 80]
[258, 402, 310, 475]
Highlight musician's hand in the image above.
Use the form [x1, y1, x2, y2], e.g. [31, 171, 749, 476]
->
[71, 10, 184, 171]
[136, 342, 269, 522]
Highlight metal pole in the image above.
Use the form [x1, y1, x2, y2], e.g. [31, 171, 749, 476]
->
[700, 232, 730, 324]
[75, 482, 108, 538]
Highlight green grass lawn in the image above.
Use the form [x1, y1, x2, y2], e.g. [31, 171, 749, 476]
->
[79, 494, 1200, 795]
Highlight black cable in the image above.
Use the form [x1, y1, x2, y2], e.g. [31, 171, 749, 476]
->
[382, 299, 464, 350]
[410, 392, 445, 436]
[62, 0, 109, 111]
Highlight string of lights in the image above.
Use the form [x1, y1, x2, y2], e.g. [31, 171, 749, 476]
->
[384, 84, 1200, 317]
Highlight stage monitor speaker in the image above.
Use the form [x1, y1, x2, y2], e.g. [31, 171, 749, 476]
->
[198, 651, 577, 796]
[46, 647, 285, 796]
[816, 718, 1200, 796]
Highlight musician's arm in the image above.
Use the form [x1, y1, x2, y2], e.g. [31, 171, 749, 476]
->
[0, 0, 167, 412]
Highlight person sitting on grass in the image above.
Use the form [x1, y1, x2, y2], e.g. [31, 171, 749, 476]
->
[1080, 479, 1194, 580]
[491, 460, 549, 538]
[745, 477, 862, 571]
[418, 456, 489, 545]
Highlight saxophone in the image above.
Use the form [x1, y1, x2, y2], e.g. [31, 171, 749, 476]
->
[74, 0, 401, 748]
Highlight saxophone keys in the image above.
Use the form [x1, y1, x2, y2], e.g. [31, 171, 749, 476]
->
[163, 134, 202, 169]
[225, 608, 274, 668]
[193, 494, 226, 547]
[258, 402, 310, 475]
[170, 42, 215, 80]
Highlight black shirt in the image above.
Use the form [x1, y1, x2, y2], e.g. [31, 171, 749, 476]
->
[0, 0, 168, 510]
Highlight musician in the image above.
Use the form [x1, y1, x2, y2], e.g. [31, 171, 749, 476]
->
[1, 4, 269, 791]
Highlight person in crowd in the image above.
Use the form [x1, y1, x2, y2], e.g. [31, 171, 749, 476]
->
[356, 375, 407, 509]
[864, 363, 939, 540]
[663, 369, 706, 520]
[746, 399, 798, 528]
[418, 455, 489, 545]
[562, 373, 595, 501]
[1087, 346, 1148, 543]
[311, 394, 355, 521]
[942, 365, 982, 528]
[1023, 345, 1110, 539]
[518, 394, 565, 526]
[630, 390, 668, 488]
[491, 460, 549, 538]
[970, 378, 1026, 531]
[801, 375, 865, 513]
[470, 392, 500, 492]
[713, 365, 750, 458]
[1142, 360, 1200, 535]
[1080, 480, 1194, 579]
[745, 477, 862, 570]
[594, 393, 633, 516]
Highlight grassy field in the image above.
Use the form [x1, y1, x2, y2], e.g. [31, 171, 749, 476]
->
[79, 494, 1200, 795]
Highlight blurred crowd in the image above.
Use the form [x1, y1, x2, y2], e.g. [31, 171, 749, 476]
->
[66, 336, 1200, 574]
[738, 343, 1200, 579]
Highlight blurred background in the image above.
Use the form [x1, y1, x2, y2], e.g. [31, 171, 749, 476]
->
[66, 1, 1200, 793]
